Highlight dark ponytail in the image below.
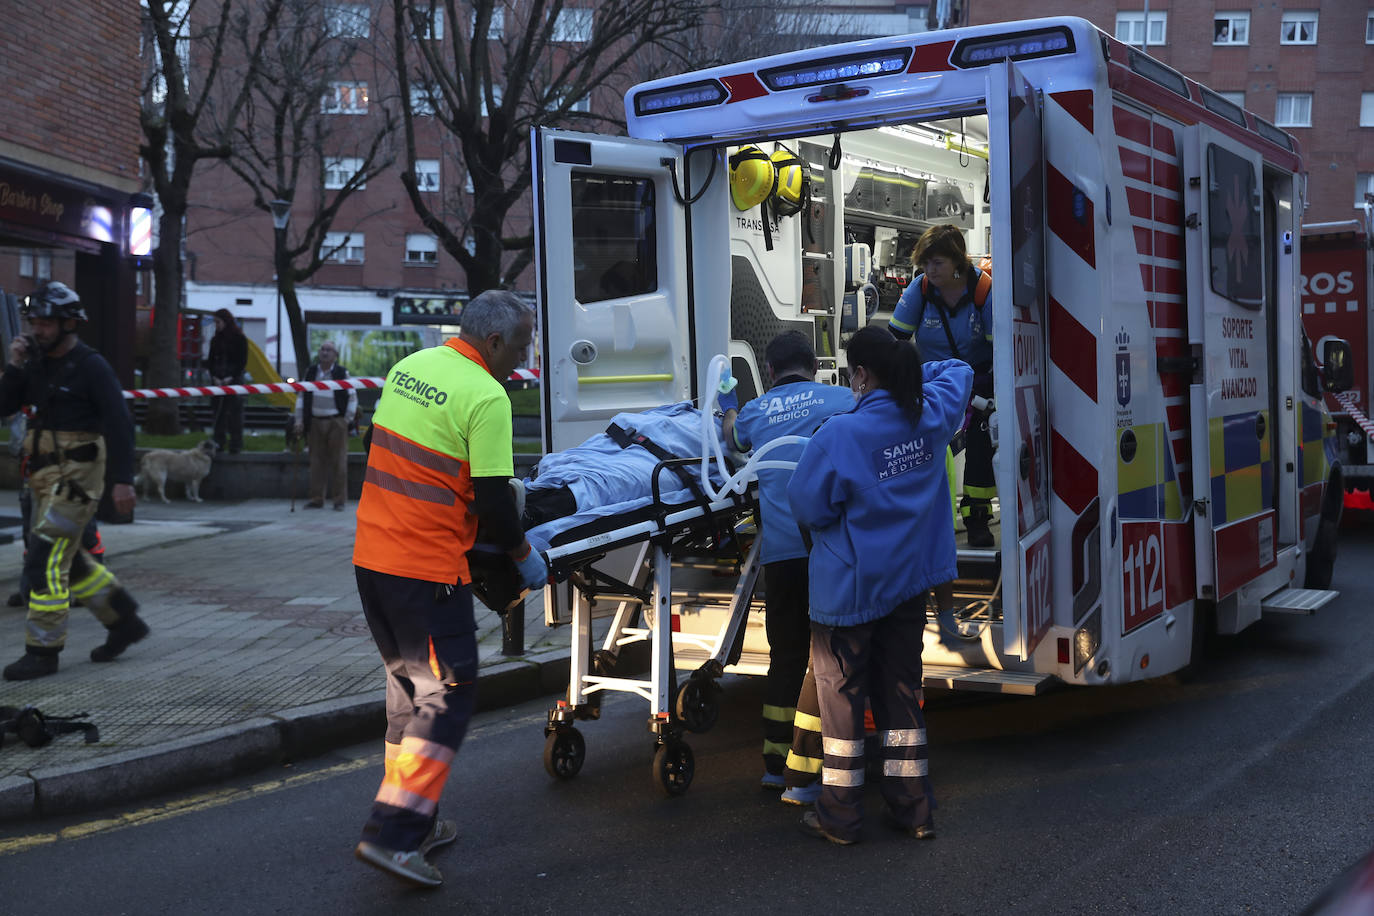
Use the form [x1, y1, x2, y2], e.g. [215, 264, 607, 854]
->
[846, 325, 924, 422]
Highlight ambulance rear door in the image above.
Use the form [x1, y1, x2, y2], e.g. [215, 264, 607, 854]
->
[1183, 126, 1276, 600]
[988, 60, 1053, 662]
[531, 128, 696, 453]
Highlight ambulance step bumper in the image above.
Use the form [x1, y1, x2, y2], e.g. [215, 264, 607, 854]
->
[923, 664, 1053, 695]
[1260, 587, 1338, 616]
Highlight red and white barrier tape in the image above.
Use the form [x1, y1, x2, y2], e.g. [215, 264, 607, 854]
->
[122, 368, 541, 400]
[1333, 391, 1374, 440]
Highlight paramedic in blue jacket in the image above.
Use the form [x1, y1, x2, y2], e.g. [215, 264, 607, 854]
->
[721, 330, 852, 792]
[888, 224, 996, 547]
[788, 324, 971, 845]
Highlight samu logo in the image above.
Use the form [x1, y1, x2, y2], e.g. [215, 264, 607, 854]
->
[1115, 329, 1131, 408]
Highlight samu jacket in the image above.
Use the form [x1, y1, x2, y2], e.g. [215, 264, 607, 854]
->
[787, 358, 973, 627]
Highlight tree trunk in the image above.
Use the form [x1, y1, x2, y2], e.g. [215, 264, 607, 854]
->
[145, 206, 184, 434]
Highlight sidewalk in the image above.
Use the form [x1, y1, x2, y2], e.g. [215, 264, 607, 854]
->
[0, 495, 570, 822]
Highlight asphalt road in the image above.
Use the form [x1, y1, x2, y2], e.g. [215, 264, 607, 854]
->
[4, 527, 1374, 915]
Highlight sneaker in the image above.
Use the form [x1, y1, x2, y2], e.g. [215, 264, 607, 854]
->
[91, 615, 150, 662]
[304, 501, 324, 509]
[3, 651, 59, 681]
[420, 818, 458, 855]
[354, 842, 443, 887]
[882, 809, 936, 840]
[798, 809, 857, 846]
[781, 782, 822, 806]
[760, 771, 786, 790]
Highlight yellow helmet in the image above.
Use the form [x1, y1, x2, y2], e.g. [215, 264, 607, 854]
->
[769, 147, 810, 218]
[729, 146, 777, 212]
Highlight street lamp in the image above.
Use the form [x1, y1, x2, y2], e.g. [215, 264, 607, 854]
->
[269, 198, 292, 375]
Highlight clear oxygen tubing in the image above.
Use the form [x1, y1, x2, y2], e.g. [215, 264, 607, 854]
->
[699, 353, 814, 501]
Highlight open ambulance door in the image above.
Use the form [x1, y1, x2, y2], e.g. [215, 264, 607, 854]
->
[1182, 126, 1276, 602]
[531, 127, 696, 454]
[988, 61, 1052, 662]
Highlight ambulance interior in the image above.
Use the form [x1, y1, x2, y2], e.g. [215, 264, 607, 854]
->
[724, 114, 1007, 650]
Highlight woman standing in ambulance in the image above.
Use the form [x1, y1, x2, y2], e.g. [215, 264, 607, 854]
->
[888, 225, 996, 547]
[787, 325, 971, 845]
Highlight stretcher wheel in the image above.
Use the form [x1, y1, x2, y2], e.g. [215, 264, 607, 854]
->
[543, 727, 586, 780]
[652, 740, 694, 796]
[674, 679, 719, 733]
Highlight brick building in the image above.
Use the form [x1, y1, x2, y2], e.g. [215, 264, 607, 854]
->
[0, 3, 145, 382]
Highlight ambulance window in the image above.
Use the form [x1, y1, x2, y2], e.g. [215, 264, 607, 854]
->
[1205, 144, 1262, 309]
[569, 173, 658, 304]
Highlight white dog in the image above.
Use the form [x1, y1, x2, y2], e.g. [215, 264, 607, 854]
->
[135, 440, 217, 503]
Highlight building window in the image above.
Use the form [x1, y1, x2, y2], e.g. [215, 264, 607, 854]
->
[1280, 11, 1318, 45]
[413, 5, 444, 39]
[415, 159, 440, 192]
[18, 250, 52, 279]
[1356, 173, 1374, 207]
[1363, 93, 1374, 127]
[324, 3, 369, 38]
[409, 84, 436, 116]
[1214, 12, 1249, 45]
[1116, 11, 1167, 46]
[322, 81, 368, 115]
[480, 85, 504, 117]
[555, 90, 592, 114]
[1367, 12, 1374, 43]
[324, 157, 365, 190]
[1218, 90, 1246, 108]
[1275, 93, 1312, 128]
[404, 233, 439, 265]
[552, 7, 594, 42]
[322, 231, 365, 264]
[464, 172, 474, 194]
[470, 8, 504, 40]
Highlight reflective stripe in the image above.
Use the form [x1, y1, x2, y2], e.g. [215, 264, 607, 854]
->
[890, 314, 916, 335]
[786, 750, 823, 774]
[26, 617, 66, 646]
[27, 593, 70, 611]
[399, 735, 456, 766]
[364, 466, 457, 506]
[822, 766, 864, 787]
[70, 564, 114, 599]
[964, 485, 997, 500]
[794, 710, 822, 733]
[46, 536, 70, 595]
[762, 703, 795, 723]
[882, 728, 927, 747]
[763, 739, 791, 757]
[822, 736, 864, 758]
[374, 782, 438, 816]
[371, 425, 466, 479]
[428, 638, 443, 681]
[883, 758, 930, 778]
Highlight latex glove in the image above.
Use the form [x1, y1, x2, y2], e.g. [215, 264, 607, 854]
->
[716, 369, 739, 413]
[514, 544, 549, 591]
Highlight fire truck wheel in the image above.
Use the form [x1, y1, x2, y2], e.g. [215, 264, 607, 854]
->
[653, 739, 694, 796]
[543, 726, 586, 780]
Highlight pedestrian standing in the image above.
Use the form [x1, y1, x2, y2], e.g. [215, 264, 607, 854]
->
[207, 308, 247, 454]
[291, 340, 356, 510]
[788, 325, 970, 844]
[0, 282, 147, 681]
[351, 290, 548, 887]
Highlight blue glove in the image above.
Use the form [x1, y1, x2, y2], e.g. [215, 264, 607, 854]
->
[514, 544, 548, 591]
[716, 370, 739, 413]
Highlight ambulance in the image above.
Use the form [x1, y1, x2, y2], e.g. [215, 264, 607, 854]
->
[1301, 219, 1374, 510]
[530, 16, 1352, 697]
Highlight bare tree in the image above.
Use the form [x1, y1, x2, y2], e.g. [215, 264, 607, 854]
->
[140, 0, 286, 432]
[219, 0, 398, 372]
[390, 0, 707, 294]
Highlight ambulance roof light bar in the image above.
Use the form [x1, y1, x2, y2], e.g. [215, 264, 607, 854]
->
[632, 79, 727, 117]
[757, 48, 911, 92]
[949, 25, 1075, 68]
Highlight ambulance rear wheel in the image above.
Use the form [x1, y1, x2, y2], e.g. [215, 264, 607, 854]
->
[653, 740, 694, 796]
[675, 678, 719, 733]
[543, 727, 585, 780]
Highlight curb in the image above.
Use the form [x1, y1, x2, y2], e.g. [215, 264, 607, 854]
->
[0, 651, 574, 823]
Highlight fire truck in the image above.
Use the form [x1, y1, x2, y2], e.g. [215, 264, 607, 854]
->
[1301, 219, 1374, 510]
[529, 16, 1352, 717]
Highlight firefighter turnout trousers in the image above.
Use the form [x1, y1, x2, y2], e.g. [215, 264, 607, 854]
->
[762, 558, 811, 776]
[356, 566, 478, 852]
[811, 595, 934, 842]
[23, 435, 131, 651]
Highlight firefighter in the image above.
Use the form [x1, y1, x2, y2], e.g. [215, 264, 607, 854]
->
[720, 331, 852, 792]
[888, 224, 997, 547]
[788, 325, 969, 844]
[1, 282, 146, 681]
[351, 290, 547, 887]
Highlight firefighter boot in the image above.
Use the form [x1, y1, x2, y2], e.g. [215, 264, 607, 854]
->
[963, 501, 995, 548]
[4, 648, 60, 681]
[91, 588, 150, 663]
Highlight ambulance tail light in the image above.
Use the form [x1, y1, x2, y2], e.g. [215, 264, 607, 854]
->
[632, 79, 728, 117]
[1073, 607, 1101, 675]
[950, 25, 1075, 69]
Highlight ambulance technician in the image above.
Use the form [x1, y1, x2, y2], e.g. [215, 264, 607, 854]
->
[721, 330, 852, 792]
[788, 325, 970, 845]
[351, 290, 546, 887]
[888, 224, 996, 547]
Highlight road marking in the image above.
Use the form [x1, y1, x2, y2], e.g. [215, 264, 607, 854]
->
[0, 754, 377, 857]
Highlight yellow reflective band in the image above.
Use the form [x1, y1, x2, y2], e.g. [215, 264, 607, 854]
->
[764, 739, 791, 757]
[793, 710, 822, 733]
[963, 484, 997, 500]
[70, 565, 114, 599]
[46, 537, 70, 595]
[27, 595, 69, 612]
[762, 704, 795, 723]
[785, 750, 822, 774]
